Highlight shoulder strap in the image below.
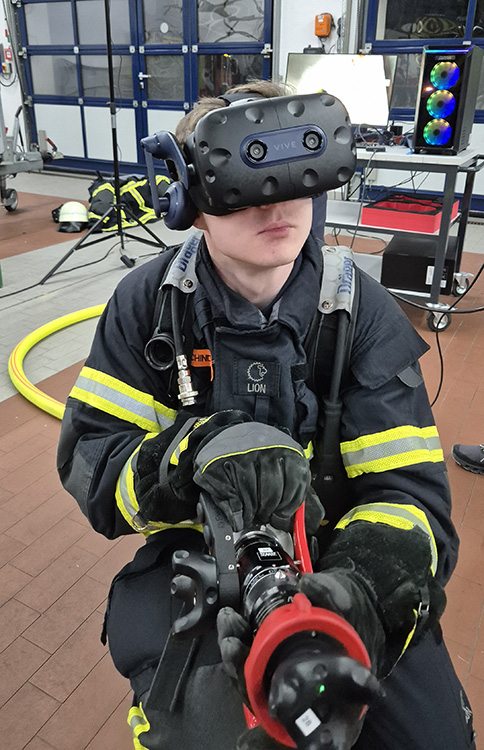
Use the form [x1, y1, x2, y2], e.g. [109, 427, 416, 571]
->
[305, 245, 359, 401]
[146, 235, 203, 405]
[307, 246, 360, 535]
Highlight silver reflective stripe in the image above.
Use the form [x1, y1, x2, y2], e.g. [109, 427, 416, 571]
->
[319, 245, 355, 316]
[194, 422, 306, 474]
[342, 432, 443, 470]
[71, 367, 176, 432]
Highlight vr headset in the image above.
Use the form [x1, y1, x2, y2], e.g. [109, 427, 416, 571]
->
[141, 91, 356, 230]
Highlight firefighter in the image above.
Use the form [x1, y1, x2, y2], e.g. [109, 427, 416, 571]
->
[57, 80, 474, 750]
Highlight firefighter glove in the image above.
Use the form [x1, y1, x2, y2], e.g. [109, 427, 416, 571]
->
[304, 521, 446, 676]
[134, 410, 252, 524]
[191, 421, 313, 531]
[217, 606, 252, 707]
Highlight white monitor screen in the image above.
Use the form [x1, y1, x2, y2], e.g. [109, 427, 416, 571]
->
[285, 54, 394, 128]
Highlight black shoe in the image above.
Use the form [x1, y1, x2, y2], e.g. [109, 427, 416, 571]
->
[451, 444, 484, 475]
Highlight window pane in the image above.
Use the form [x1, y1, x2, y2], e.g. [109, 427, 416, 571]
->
[30, 55, 78, 96]
[80, 55, 133, 98]
[77, 0, 131, 45]
[25, 3, 74, 45]
[198, 0, 264, 43]
[473, 0, 484, 36]
[198, 53, 263, 97]
[142, 0, 183, 44]
[145, 56, 185, 100]
[377, 0, 468, 40]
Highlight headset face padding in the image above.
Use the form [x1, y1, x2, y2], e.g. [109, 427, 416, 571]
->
[184, 92, 356, 216]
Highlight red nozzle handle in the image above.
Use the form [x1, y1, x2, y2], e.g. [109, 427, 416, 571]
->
[244, 593, 371, 747]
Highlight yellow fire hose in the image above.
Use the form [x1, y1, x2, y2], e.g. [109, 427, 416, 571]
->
[8, 305, 105, 420]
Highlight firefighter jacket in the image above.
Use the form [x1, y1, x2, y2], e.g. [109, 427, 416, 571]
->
[57, 233, 459, 589]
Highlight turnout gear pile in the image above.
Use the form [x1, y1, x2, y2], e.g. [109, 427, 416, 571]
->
[57, 234, 471, 750]
[87, 172, 170, 232]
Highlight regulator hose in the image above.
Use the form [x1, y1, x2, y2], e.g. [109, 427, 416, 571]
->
[8, 304, 105, 419]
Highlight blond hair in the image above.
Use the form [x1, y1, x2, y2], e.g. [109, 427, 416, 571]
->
[175, 79, 293, 146]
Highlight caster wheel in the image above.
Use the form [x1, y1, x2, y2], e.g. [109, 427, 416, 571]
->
[452, 277, 469, 296]
[4, 188, 18, 212]
[426, 311, 451, 332]
[120, 254, 136, 268]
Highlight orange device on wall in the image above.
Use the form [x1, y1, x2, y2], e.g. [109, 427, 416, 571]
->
[315, 13, 332, 37]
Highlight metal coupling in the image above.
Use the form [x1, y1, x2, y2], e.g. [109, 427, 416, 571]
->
[176, 354, 198, 406]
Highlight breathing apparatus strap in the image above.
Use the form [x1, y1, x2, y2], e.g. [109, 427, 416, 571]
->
[307, 246, 360, 531]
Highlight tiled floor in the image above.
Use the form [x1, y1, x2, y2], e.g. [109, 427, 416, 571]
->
[1, 171, 484, 749]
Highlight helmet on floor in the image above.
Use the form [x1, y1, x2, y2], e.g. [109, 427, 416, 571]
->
[57, 201, 89, 233]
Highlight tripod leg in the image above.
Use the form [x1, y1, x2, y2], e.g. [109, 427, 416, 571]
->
[117, 203, 168, 250]
[39, 209, 113, 284]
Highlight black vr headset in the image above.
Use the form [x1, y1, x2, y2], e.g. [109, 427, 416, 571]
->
[141, 91, 356, 230]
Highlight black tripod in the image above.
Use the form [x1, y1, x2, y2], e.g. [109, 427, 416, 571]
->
[40, 0, 166, 286]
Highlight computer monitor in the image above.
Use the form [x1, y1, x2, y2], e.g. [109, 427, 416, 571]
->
[285, 53, 394, 128]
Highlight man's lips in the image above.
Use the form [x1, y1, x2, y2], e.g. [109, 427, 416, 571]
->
[259, 222, 292, 234]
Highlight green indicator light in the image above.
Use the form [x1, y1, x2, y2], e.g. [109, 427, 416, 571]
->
[318, 685, 326, 693]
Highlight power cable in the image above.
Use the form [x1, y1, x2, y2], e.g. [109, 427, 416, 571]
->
[389, 257, 484, 406]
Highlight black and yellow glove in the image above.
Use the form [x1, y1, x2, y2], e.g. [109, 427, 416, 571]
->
[190, 421, 314, 531]
[134, 410, 253, 524]
[302, 521, 447, 677]
[134, 410, 319, 531]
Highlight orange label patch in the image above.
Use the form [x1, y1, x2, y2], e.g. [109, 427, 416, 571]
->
[191, 349, 213, 367]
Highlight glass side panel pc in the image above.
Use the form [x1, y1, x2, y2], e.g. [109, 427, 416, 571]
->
[142, 0, 183, 44]
[81, 55, 133, 98]
[413, 45, 484, 153]
[197, 0, 264, 43]
[198, 53, 263, 97]
[77, 0, 131, 45]
[24, 2, 74, 45]
[376, 0, 468, 40]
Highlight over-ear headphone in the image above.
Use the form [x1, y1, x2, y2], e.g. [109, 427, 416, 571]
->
[141, 130, 198, 230]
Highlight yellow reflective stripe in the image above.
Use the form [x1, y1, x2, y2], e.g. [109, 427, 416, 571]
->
[335, 502, 438, 575]
[170, 432, 190, 466]
[69, 366, 176, 433]
[201, 444, 305, 473]
[341, 425, 443, 478]
[116, 435, 203, 537]
[120, 175, 170, 216]
[128, 704, 150, 749]
[403, 610, 419, 653]
[116, 437, 148, 535]
[304, 440, 313, 460]
[169, 416, 213, 467]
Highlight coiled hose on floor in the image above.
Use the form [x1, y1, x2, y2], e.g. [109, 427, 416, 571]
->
[8, 305, 105, 419]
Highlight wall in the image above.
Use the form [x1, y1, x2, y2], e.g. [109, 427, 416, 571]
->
[274, 0, 347, 79]
[0, 14, 25, 144]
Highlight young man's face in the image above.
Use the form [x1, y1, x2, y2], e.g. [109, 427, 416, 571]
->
[194, 198, 313, 274]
